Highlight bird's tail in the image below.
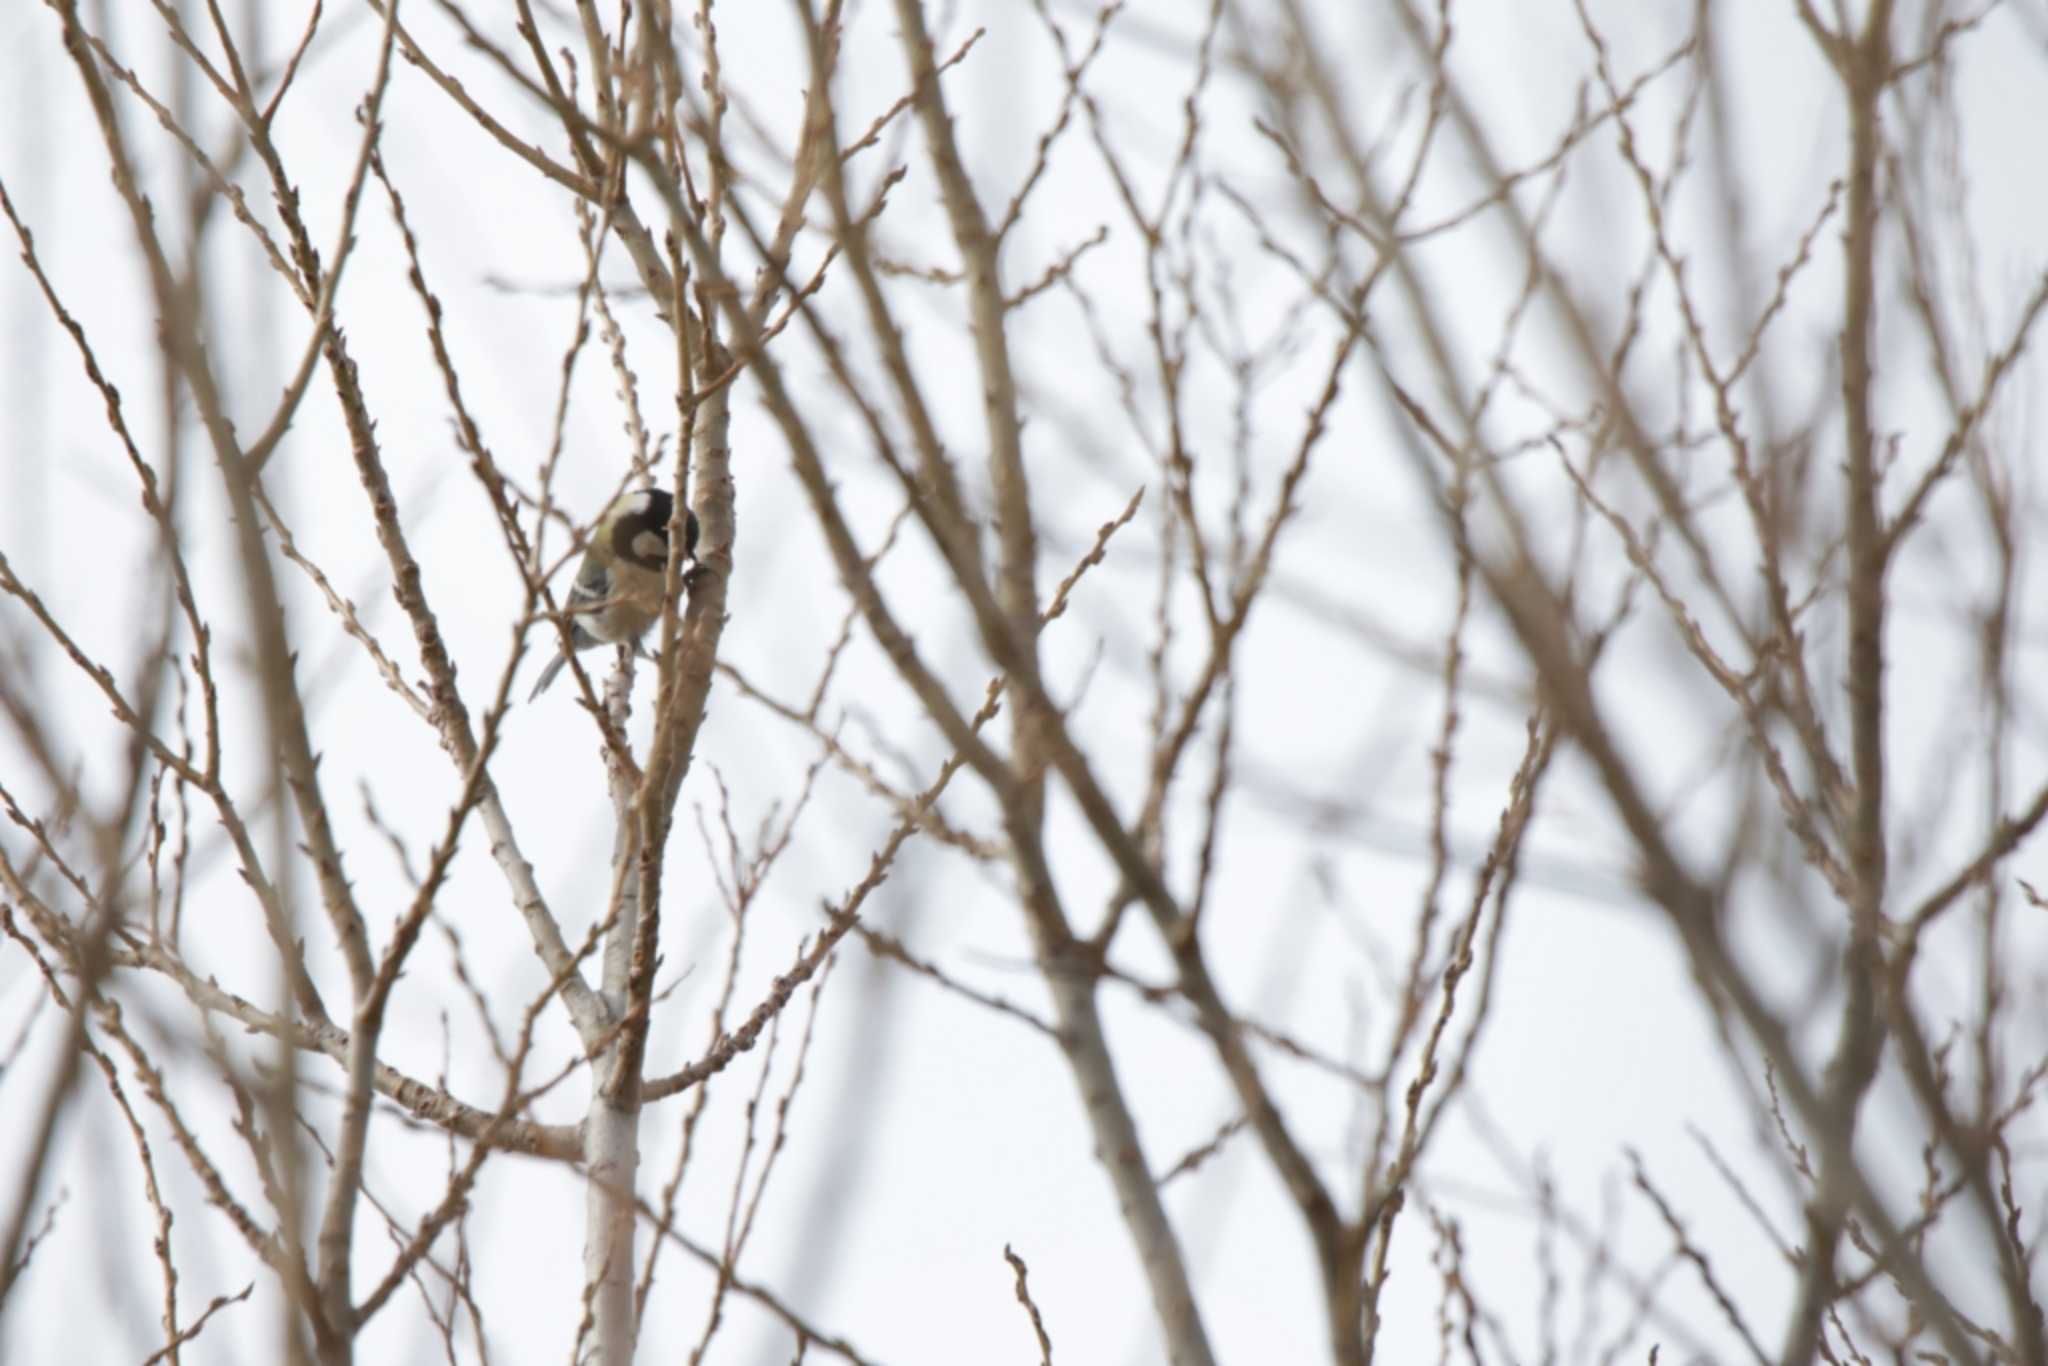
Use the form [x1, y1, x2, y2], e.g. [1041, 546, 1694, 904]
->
[528, 651, 569, 701]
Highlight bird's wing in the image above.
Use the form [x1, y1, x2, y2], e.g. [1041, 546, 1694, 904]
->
[566, 552, 612, 612]
[530, 555, 614, 700]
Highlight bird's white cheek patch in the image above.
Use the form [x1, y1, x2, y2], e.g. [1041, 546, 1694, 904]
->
[632, 529, 666, 563]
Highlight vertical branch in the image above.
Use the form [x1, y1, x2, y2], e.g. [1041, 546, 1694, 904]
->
[585, 664, 647, 1366]
[881, 5, 1230, 1360]
[886, 0, 1036, 644]
[1784, 6, 1893, 1361]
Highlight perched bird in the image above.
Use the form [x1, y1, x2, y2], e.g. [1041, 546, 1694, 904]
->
[529, 487, 699, 700]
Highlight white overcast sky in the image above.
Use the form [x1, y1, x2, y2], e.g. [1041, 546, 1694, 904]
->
[4, 1, 2046, 1362]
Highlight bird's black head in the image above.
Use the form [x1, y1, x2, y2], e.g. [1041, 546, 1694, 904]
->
[609, 488, 699, 571]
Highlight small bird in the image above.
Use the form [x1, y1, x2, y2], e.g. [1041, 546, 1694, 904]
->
[529, 487, 699, 700]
